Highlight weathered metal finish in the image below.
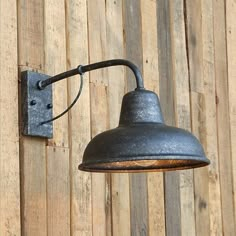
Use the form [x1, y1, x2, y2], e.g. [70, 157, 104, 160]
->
[20, 60, 210, 173]
[119, 89, 164, 125]
[21, 71, 53, 138]
[79, 89, 210, 172]
[38, 59, 144, 89]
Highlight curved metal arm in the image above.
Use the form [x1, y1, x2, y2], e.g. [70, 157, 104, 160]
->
[37, 59, 144, 90]
[41, 73, 84, 125]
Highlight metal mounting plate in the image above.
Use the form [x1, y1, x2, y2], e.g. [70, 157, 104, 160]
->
[21, 71, 53, 138]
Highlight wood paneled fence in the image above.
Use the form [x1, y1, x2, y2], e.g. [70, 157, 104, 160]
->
[0, 0, 236, 235]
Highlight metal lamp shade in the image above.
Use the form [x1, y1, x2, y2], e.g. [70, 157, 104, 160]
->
[79, 89, 210, 172]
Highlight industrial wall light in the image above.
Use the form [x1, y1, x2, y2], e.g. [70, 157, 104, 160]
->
[21, 59, 210, 172]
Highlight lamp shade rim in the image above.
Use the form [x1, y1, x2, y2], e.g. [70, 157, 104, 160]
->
[79, 154, 210, 173]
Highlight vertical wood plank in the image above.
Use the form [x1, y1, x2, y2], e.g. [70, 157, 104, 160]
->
[185, 3, 206, 236]
[18, 0, 44, 69]
[44, 0, 70, 235]
[46, 147, 70, 235]
[191, 0, 213, 235]
[213, 0, 236, 234]
[124, 0, 149, 235]
[44, 0, 69, 147]
[170, 1, 196, 235]
[226, 0, 236, 228]
[66, 0, 92, 235]
[18, 0, 47, 235]
[186, 0, 224, 235]
[141, 0, 165, 235]
[90, 84, 110, 236]
[185, 1, 212, 235]
[157, 1, 181, 235]
[201, 0, 222, 233]
[20, 140, 47, 236]
[87, 0, 112, 235]
[0, 0, 20, 235]
[124, 0, 143, 90]
[185, 1, 209, 235]
[105, 1, 131, 235]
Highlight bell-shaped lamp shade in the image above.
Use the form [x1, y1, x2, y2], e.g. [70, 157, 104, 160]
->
[79, 89, 210, 172]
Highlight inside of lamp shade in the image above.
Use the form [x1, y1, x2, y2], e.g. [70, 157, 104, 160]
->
[79, 158, 209, 173]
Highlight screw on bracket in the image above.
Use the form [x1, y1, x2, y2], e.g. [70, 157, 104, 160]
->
[47, 104, 53, 109]
[30, 100, 37, 106]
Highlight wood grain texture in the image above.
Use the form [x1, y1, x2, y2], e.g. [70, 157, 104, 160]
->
[46, 147, 70, 235]
[198, 1, 220, 235]
[20, 139, 47, 236]
[141, 0, 165, 235]
[226, 0, 236, 228]
[66, 0, 92, 235]
[105, 1, 131, 235]
[90, 84, 110, 236]
[184, 1, 209, 236]
[123, 0, 143, 90]
[124, 0, 149, 235]
[18, 0, 47, 235]
[44, 0, 70, 235]
[87, 1, 111, 235]
[185, 1, 212, 236]
[44, 0, 68, 147]
[170, 1, 196, 235]
[157, 1, 181, 235]
[213, 0, 236, 234]
[0, 1, 20, 235]
[18, 0, 44, 69]
[2, 0, 236, 235]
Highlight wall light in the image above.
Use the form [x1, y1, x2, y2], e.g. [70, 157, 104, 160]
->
[21, 59, 210, 172]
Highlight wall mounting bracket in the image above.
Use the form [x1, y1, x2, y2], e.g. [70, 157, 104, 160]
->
[21, 71, 53, 138]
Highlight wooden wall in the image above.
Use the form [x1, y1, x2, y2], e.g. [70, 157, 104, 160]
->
[0, 0, 236, 235]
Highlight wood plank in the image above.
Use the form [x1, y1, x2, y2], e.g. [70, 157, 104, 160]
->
[87, 0, 108, 86]
[140, 0, 165, 235]
[185, 1, 213, 235]
[65, 0, 92, 235]
[44, 0, 68, 147]
[0, 0, 20, 235]
[44, 0, 70, 235]
[87, 1, 111, 235]
[90, 83, 110, 236]
[18, 0, 44, 70]
[194, 1, 220, 235]
[124, 0, 149, 235]
[185, 1, 209, 235]
[105, 1, 131, 236]
[213, 0, 235, 234]
[186, 0, 223, 235]
[170, 1, 196, 235]
[20, 139, 47, 236]
[46, 147, 70, 235]
[124, 0, 143, 90]
[226, 0, 236, 228]
[157, 0, 181, 235]
[17, 0, 47, 235]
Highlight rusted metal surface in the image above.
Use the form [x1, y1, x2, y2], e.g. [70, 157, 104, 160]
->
[21, 71, 53, 138]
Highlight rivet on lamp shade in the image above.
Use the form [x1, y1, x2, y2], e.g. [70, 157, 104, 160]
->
[79, 89, 210, 172]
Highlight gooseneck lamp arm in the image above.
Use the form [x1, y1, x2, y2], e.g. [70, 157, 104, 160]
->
[36, 59, 145, 125]
[37, 59, 144, 90]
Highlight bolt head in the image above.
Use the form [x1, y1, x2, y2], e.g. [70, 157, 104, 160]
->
[30, 100, 37, 106]
[47, 104, 53, 109]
